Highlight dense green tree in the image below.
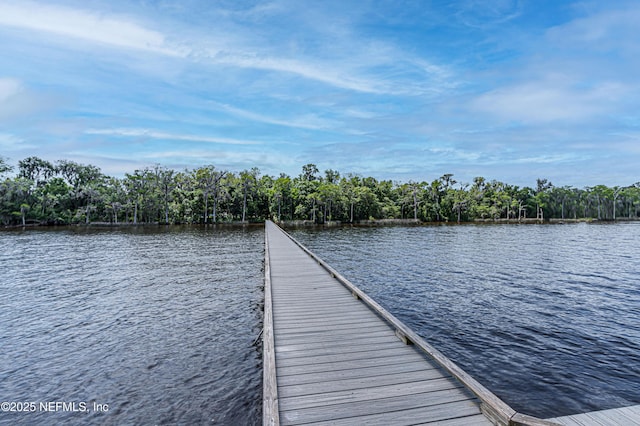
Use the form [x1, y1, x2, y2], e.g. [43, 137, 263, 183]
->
[406, 181, 422, 220]
[534, 178, 553, 220]
[426, 178, 443, 221]
[451, 184, 471, 223]
[0, 178, 32, 227]
[104, 177, 125, 224]
[0, 157, 12, 176]
[154, 166, 175, 224]
[317, 180, 340, 223]
[238, 168, 259, 222]
[18, 156, 55, 187]
[271, 174, 293, 221]
[301, 163, 320, 181]
[124, 169, 150, 224]
[294, 165, 321, 222]
[37, 177, 72, 223]
[195, 165, 227, 223]
[339, 174, 360, 223]
[620, 184, 640, 219]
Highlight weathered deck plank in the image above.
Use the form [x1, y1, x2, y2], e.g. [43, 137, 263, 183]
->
[276, 341, 403, 360]
[276, 353, 424, 377]
[277, 360, 432, 386]
[279, 369, 450, 398]
[285, 399, 484, 426]
[281, 390, 479, 425]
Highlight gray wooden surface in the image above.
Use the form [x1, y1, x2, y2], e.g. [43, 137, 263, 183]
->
[548, 405, 640, 426]
[265, 220, 493, 425]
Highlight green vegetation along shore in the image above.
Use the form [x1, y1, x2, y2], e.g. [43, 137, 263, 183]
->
[1, 156, 638, 226]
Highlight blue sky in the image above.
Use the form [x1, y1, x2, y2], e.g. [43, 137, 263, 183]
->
[1, 0, 639, 187]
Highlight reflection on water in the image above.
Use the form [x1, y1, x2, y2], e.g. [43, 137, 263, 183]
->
[287, 222, 640, 418]
[0, 225, 263, 425]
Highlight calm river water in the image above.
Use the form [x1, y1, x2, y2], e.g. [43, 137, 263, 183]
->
[1, 223, 639, 424]
[287, 222, 640, 418]
[0, 225, 263, 425]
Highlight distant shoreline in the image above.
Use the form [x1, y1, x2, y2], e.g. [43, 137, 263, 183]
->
[4, 217, 640, 230]
[280, 217, 640, 227]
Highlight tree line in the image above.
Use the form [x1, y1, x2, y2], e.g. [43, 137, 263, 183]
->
[1, 156, 638, 226]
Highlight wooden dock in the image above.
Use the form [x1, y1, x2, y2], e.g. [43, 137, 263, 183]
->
[262, 221, 638, 425]
[263, 221, 542, 425]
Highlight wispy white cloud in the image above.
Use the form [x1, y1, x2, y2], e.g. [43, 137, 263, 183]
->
[0, 1, 452, 96]
[0, 77, 60, 121]
[0, 1, 186, 56]
[454, 0, 523, 29]
[546, 4, 640, 52]
[0, 132, 37, 151]
[116, 148, 297, 174]
[428, 147, 482, 162]
[211, 102, 338, 130]
[207, 52, 399, 94]
[0, 132, 21, 147]
[471, 2, 640, 126]
[343, 108, 379, 120]
[143, 149, 289, 163]
[511, 154, 580, 164]
[86, 128, 263, 145]
[471, 79, 627, 124]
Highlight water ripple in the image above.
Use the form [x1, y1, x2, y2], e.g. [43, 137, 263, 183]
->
[0, 225, 263, 425]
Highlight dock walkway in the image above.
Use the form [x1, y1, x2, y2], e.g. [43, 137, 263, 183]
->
[263, 221, 523, 425]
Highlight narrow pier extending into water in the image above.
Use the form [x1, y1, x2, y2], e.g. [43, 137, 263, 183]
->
[262, 220, 639, 426]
